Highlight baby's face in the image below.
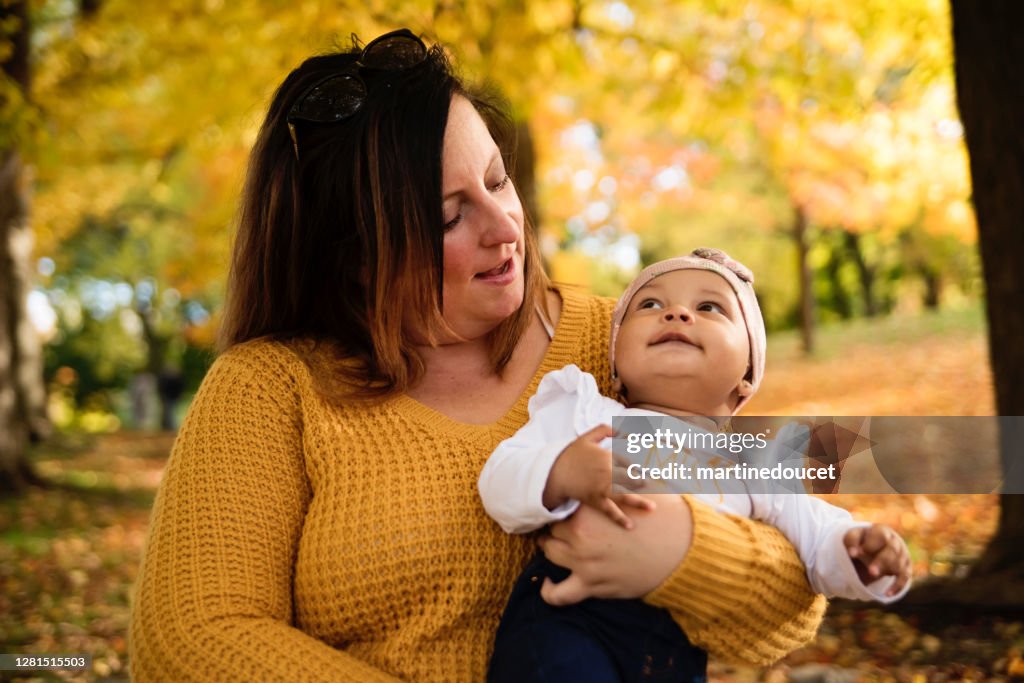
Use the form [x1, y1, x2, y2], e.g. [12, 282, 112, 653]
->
[614, 269, 750, 416]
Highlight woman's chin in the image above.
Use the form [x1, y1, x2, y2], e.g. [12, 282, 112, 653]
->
[444, 293, 526, 341]
[488, 280, 526, 322]
[483, 303, 524, 333]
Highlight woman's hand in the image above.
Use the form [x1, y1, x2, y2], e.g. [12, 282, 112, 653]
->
[536, 494, 693, 606]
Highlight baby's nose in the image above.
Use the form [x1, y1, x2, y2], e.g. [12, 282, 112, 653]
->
[662, 305, 692, 322]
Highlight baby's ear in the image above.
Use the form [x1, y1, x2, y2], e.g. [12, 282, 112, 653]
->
[736, 379, 754, 397]
[612, 375, 627, 401]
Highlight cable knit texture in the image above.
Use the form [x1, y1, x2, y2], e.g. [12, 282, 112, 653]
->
[645, 497, 827, 666]
[129, 285, 824, 682]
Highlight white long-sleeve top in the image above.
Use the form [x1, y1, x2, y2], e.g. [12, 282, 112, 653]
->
[478, 364, 909, 603]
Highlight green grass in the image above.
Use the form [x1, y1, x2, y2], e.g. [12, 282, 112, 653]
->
[767, 303, 987, 362]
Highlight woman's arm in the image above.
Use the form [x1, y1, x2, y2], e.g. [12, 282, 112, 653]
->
[539, 495, 825, 667]
[129, 344, 401, 683]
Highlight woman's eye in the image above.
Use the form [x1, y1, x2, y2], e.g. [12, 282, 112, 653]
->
[638, 299, 663, 310]
[443, 214, 462, 231]
[698, 301, 724, 314]
[490, 174, 511, 192]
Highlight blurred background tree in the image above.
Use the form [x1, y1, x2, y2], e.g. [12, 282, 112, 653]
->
[940, 0, 1024, 604]
[1, 0, 48, 493]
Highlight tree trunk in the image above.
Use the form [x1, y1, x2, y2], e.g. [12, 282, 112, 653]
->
[843, 230, 878, 317]
[0, 150, 31, 494]
[921, 266, 942, 310]
[0, 1, 49, 496]
[823, 237, 853, 319]
[935, 0, 1024, 595]
[793, 203, 815, 354]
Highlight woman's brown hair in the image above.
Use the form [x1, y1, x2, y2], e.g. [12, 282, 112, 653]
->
[219, 34, 550, 401]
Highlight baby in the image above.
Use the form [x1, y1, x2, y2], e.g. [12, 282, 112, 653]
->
[479, 248, 912, 683]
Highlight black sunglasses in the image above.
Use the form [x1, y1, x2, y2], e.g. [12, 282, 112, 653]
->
[286, 29, 428, 160]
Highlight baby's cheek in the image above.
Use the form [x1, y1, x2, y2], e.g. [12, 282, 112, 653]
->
[720, 335, 750, 368]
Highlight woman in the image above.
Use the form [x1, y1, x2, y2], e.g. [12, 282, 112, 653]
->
[129, 29, 824, 682]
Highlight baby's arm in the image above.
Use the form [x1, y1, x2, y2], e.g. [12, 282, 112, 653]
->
[477, 383, 582, 533]
[478, 365, 651, 534]
[545, 425, 654, 529]
[747, 494, 912, 602]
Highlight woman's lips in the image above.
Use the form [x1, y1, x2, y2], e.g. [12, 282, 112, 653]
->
[474, 258, 515, 284]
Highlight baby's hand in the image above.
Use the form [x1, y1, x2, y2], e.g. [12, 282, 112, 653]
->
[592, 491, 656, 530]
[843, 524, 912, 597]
[544, 424, 655, 529]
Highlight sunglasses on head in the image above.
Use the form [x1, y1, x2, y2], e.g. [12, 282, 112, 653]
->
[286, 28, 428, 160]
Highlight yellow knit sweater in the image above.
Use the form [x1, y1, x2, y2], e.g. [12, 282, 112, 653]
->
[129, 286, 825, 682]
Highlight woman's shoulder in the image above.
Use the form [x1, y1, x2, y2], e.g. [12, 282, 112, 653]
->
[552, 283, 616, 325]
[204, 338, 317, 398]
[548, 284, 616, 395]
[215, 338, 305, 374]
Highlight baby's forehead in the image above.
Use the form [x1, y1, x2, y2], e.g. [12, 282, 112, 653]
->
[633, 268, 737, 298]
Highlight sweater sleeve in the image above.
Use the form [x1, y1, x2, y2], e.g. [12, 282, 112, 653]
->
[129, 344, 401, 683]
[643, 496, 827, 667]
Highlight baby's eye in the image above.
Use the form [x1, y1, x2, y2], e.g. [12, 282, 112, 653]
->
[698, 301, 725, 314]
[638, 299, 663, 310]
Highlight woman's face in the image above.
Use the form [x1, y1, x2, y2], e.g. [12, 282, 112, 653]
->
[439, 96, 526, 341]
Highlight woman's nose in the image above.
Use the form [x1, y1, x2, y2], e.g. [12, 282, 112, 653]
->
[662, 305, 692, 323]
[480, 194, 522, 246]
